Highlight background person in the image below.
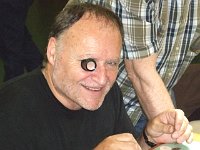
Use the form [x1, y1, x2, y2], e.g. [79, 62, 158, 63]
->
[0, 0, 43, 81]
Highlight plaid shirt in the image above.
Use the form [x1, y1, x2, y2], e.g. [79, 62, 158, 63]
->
[68, 0, 200, 125]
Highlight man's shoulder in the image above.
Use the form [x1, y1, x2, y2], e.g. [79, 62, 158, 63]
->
[0, 68, 41, 91]
[0, 68, 43, 106]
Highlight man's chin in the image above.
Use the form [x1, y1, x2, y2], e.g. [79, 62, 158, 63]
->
[82, 101, 103, 111]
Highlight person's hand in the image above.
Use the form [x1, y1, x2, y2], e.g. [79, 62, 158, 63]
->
[146, 109, 193, 144]
[94, 133, 141, 150]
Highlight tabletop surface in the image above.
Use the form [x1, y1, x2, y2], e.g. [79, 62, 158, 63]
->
[153, 133, 200, 150]
[153, 141, 200, 150]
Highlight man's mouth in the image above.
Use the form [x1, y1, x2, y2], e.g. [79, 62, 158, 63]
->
[83, 85, 102, 91]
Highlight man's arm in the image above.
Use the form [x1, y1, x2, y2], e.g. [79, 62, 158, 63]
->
[124, 53, 174, 119]
[139, 109, 193, 150]
[94, 109, 193, 150]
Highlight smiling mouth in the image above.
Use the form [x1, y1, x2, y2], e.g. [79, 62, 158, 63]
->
[82, 85, 102, 91]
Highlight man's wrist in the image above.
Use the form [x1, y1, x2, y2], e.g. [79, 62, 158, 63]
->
[143, 129, 157, 148]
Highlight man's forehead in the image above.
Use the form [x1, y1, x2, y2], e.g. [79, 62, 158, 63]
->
[69, 12, 119, 32]
[60, 16, 119, 45]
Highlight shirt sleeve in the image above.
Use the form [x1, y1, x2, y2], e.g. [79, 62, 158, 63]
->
[119, 0, 159, 59]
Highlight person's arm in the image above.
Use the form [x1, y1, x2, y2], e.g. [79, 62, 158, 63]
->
[138, 109, 193, 150]
[124, 53, 175, 119]
[93, 109, 193, 150]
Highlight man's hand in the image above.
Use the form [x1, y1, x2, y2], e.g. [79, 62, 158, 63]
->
[94, 133, 141, 150]
[146, 109, 193, 144]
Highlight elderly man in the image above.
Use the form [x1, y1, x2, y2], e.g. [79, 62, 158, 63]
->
[67, 0, 200, 138]
[0, 3, 192, 150]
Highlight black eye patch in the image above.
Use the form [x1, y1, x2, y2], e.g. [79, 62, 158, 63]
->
[81, 58, 97, 71]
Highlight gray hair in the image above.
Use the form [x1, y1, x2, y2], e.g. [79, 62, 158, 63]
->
[49, 2, 123, 38]
[42, 3, 123, 66]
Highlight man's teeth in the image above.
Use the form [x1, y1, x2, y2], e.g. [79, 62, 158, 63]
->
[85, 86, 101, 91]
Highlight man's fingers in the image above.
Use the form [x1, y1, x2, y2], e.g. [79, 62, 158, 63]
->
[147, 119, 174, 138]
[176, 124, 193, 143]
[96, 133, 142, 150]
[174, 109, 185, 131]
[172, 117, 189, 139]
[186, 132, 193, 144]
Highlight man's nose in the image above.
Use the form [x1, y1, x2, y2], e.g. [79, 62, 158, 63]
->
[92, 65, 108, 85]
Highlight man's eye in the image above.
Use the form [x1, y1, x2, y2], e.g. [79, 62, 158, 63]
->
[81, 58, 97, 71]
[106, 61, 119, 67]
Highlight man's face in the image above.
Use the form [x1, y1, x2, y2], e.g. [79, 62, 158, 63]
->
[47, 16, 122, 111]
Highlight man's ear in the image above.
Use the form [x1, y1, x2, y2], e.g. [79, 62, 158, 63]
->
[46, 37, 57, 65]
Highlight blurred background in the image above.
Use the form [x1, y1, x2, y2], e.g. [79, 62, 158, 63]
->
[0, 0, 68, 83]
